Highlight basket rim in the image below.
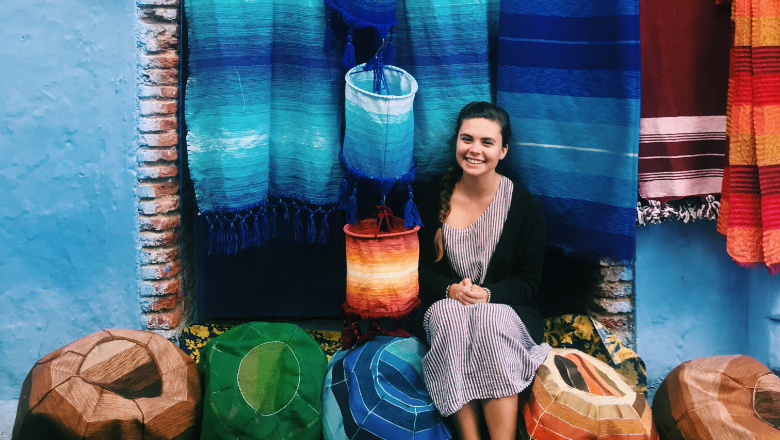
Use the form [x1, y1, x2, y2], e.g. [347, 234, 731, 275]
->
[343, 216, 420, 238]
[345, 63, 418, 100]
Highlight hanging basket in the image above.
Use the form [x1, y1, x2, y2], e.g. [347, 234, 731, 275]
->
[340, 64, 422, 227]
[343, 215, 420, 321]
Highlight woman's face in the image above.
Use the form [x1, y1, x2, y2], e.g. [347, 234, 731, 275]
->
[455, 118, 507, 178]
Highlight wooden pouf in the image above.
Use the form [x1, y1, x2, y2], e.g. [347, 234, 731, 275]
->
[653, 355, 780, 440]
[12, 329, 201, 440]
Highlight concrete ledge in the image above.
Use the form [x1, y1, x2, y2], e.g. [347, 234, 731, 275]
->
[0, 399, 18, 440]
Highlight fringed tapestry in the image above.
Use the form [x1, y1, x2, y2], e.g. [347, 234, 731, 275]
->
[339, 64, 422, 227]
[185, 0, 344, 254]
[718, 0, 780, 273]
[496, 0, 640, 262]
[639, 0, 731, 205]
[393, 0, 499, 182]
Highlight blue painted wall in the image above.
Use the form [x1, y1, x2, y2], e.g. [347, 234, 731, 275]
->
[0, 0, 140, 399]
[636, 221, 779, 401]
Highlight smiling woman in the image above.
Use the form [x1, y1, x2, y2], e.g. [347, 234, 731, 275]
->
[409, 102, 551, 440]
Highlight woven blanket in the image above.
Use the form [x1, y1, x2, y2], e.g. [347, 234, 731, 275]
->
[718, 0, 780, 273]
[185, 0, 344, 253]
[496, 0, 640, 262]
[639, 0, 731, 201]
[393, 0, 499, 183]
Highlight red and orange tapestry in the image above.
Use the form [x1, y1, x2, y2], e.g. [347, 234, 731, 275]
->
[718, 0, 780, 273]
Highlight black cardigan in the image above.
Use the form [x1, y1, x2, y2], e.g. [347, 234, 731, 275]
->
[410, 175, 547, 344]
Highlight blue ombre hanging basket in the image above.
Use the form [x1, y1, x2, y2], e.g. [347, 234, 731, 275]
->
[340, 64, 422, 228]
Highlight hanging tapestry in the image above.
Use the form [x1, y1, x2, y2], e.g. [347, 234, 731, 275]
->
[393, 0, 499, 183]
[340, 64, 421, 227]
[185, 0, 345, 254]
[639, 0, 731, 202]
[496, 0, 640, 262]
[718, 0, 780, 273]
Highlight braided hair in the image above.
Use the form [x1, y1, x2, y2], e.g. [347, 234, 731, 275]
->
[433, 102, 512, 262]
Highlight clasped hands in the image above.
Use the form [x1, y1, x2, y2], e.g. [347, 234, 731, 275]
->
[447, 278, 489, 305]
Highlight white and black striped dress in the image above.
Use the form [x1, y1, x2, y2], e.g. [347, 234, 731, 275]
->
[422, 176, 551, 417]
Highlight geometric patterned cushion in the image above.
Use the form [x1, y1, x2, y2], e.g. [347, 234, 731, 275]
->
[522, 348, 657, 440]
[544, 314, 648, 394]
[198, 322, 327, 440]
[652, 355, 780, 440]
[13, 329, 200, 440]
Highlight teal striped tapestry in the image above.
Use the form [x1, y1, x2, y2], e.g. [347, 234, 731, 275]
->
[185, 0, 345, 253]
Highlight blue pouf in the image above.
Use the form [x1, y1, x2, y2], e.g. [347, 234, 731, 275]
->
[322, 336, 452, 440]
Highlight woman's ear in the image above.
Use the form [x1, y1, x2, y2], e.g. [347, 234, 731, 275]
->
[500, 144, 508, 160]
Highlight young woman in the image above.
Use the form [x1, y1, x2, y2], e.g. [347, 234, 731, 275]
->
[414, 102, 550, 440]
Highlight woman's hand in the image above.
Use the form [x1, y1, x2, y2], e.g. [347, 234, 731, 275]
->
[448, 279, 489, 305]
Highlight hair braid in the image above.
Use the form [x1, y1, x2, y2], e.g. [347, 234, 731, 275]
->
[434, 166, 462, 262]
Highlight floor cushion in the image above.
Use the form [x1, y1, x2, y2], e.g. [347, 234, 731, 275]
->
[652, 355, 780, 440]
[198, 322, 327, 440]
[545, 314, 647, 394]
[322, 335, 452, 440]
[12, 329, 201, 440]
[521, 348, 657, 440]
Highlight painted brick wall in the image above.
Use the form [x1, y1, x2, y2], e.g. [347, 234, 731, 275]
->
[590, 259, 636, 350]
[136, 0, 193, 340]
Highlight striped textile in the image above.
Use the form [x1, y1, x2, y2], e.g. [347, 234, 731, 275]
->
[185, 0, 345, 253]
[393, 0, 499, 182]
[496, 0, 640, 261]
[13, 329, 200, 440]
[652, 355, 780, 440]
[423, 299, 551, 417]
[522, 348, 657, 440]
[443, 176, 512, 285]
[322, 336, 452, 440]
[639, 0, 731, 201]
[718, 0, 780, 273]
[343, 216, 420, 320]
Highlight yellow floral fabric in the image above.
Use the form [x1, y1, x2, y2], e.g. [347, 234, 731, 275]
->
[180, 315, 646, 394]
[180, 324, 342, 363]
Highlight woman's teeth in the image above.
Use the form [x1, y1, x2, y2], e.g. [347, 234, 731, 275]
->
[466, 158, 485, 164]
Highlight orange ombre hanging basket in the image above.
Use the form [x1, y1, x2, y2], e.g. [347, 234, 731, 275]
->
[342, 213, 420, 348]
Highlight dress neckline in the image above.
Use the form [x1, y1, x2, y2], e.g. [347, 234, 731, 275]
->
[442, 176, 507, 231]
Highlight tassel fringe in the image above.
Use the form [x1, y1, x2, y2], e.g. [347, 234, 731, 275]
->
[404, 185, 423, 228]
[325, 16, 335, 52]
[203, 198, 340, 254]
[347, 186, 358, 224]
[637, 195, 720, 226]
[341, 29, 356, 70]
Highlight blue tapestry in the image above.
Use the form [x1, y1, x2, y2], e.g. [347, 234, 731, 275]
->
[185, 0, 345, 253]
[496, 0, 640, 261]
[324, 0, 396, 70]
[393, 0, 499, 183]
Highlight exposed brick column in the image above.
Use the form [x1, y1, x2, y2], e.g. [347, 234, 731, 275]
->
[589, 259, 636, 350]
[135, 0, 192, 340]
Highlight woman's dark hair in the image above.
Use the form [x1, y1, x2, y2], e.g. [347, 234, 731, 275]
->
[434, 102, 512, 261]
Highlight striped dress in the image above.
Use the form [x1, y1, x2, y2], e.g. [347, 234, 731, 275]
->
[422, 177, 551, 417]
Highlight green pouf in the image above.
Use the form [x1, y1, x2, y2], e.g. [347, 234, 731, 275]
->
[199, 322, 327, 440]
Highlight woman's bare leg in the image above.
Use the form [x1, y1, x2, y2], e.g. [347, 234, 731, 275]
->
[481, 394, 518, 440]
[452, 400, 482, 440]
